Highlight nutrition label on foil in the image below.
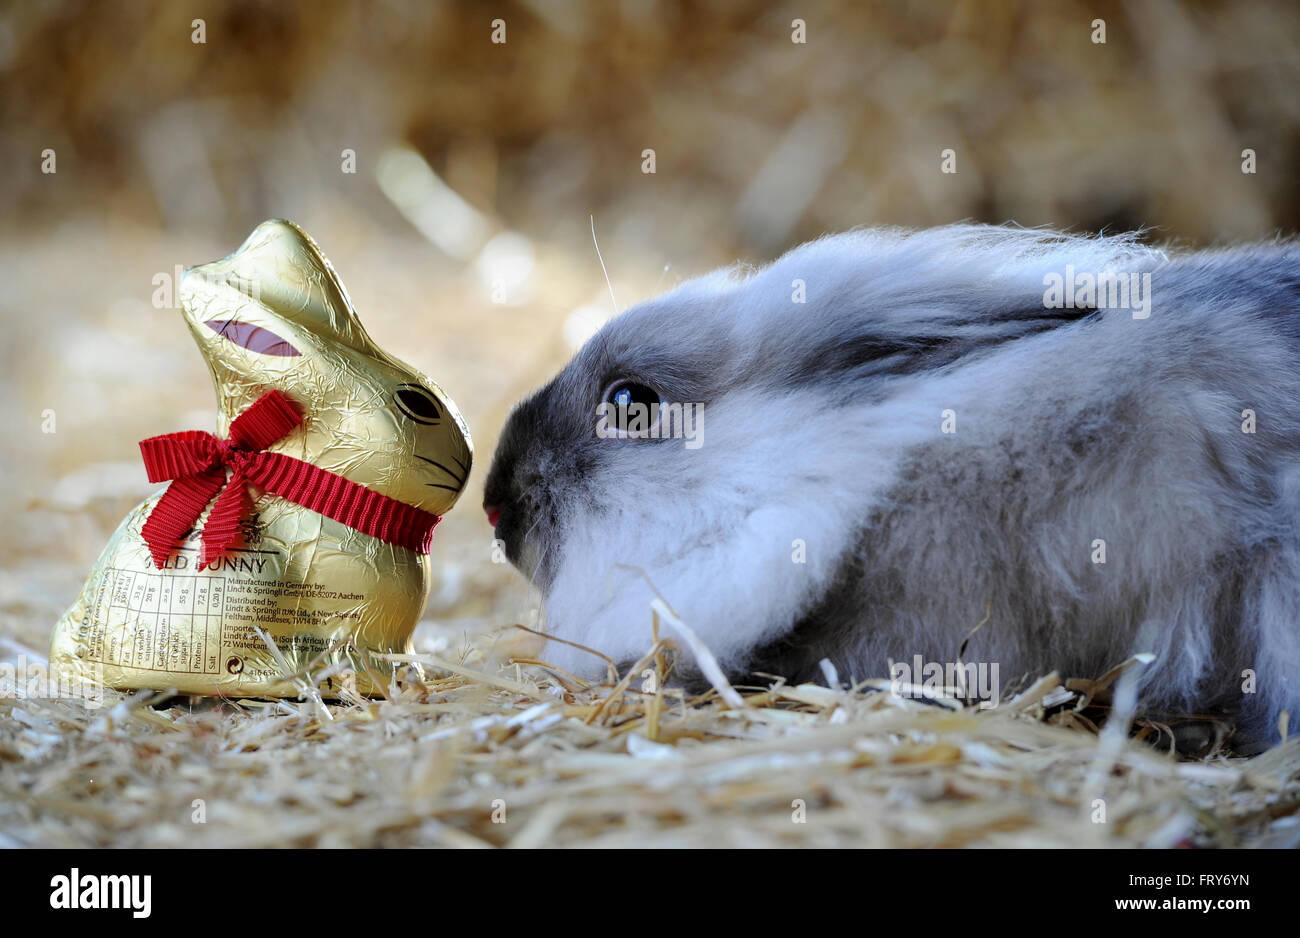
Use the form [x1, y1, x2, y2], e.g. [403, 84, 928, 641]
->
[84, 566, 226, 674]
[78, 554, 363, 678]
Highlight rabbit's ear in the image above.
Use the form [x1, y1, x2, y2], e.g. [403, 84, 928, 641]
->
[179, 218, 380, 355]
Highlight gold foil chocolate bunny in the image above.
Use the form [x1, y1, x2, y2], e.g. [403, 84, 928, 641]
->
[50, 219, 472, 698]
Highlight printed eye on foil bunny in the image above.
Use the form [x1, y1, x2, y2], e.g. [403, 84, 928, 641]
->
[50, 220, 472, 698]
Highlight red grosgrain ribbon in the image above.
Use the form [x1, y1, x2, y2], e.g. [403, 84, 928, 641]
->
[139, 390, 440, 570]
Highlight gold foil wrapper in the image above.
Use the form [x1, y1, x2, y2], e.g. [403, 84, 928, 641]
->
[50, 219, 472, 698]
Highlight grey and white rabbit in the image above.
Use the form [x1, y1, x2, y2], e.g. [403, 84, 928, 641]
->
[483, 224, 1300, 745]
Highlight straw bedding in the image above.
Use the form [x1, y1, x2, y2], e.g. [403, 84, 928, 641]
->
[4, 624, 1298, 849]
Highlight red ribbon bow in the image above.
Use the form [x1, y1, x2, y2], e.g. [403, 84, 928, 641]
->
[139, 390, 441, 570]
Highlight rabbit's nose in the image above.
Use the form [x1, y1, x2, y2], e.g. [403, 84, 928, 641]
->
[484, 505, 502, 528]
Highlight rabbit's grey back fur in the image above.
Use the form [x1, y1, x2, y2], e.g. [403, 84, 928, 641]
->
[483, 224, 1300, 745]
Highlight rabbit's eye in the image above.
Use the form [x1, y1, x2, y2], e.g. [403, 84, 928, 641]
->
[600, 380, 666, 437]
[604, 380, 662, 411]
[394, 385, 441, 424]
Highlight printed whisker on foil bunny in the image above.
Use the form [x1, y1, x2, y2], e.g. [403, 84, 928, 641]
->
[413, 454, 468, 487]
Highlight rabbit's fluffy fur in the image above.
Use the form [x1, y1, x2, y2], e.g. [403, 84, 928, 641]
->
[484, 224, 1300, 743]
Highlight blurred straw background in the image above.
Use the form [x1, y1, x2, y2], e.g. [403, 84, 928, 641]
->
[2, 0, 1299, 847]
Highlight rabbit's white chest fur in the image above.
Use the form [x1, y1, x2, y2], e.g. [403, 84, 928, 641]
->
[485, 225, 1300, 744]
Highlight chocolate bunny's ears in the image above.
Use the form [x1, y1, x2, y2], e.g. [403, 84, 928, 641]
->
[178, 218, 382, 358]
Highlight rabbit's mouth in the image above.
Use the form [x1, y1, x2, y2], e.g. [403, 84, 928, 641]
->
[489, 502, 555, 588]
[482, 476, 558, 590]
